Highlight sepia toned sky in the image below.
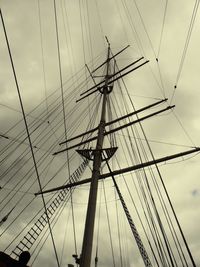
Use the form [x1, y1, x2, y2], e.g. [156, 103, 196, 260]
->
[0, 0, 200, 266]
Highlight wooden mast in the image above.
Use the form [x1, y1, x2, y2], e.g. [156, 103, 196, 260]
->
[80, 43, 111, 267]
[34, 44, 200, 267]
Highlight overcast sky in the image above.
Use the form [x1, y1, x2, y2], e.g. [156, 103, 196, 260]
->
[0, 0, 200, 267]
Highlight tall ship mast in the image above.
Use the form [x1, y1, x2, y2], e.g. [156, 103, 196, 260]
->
[0, 1, 200, 267]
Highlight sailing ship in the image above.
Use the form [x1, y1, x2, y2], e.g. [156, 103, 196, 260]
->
[0, 1, 200, 267]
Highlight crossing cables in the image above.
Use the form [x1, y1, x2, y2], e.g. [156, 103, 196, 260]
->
[0, 8, 60, 267]
[171, 0, 200, 104]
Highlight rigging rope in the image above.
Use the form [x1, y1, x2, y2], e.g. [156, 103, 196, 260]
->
[95, 181, 103, 267]
[108, 82, 172, 266]
[0, 78, 100, 217]
[94, 0, 106, 47]
[0, 7, 101, 258]
[0, 156, 77, 234]
[114, 190, 123, 267]
[172, 110, 196, 148]
[132, 116, 188, 266]
[59, 204, 71, 267]
[61, 0, 77, 87]
[120, 67, 197, 266]
[171, 0, 200, 103]
[79, 0, 86, 65]
[0, 50, 103, 164]
[110, 132, 161, 265]
[37, 0, 49, 120]
[119, 0, 166, 97]
[0, 9, 60, 267]
[110, 96, 163, 266]
[0, 36, 105, 258]
[85, 0, 94, 66]
[53, 0, 78, 256]
[104, 157, 153, 267]
[110, 60, 195, 266]
[131, 0, 157, 58]
[0, 58, 95, 158]
[117, 80, 183, 265]
[30, 192, 71, 266]
[157, 0, 168, 59]
[10, 160, 88, 260]
[130, 0, 166, 96]
[3, 179, 68, 251]
[102, 180, 116, 267]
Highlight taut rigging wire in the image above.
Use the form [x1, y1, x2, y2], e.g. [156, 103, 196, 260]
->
[0, 81, 78, 160]
[79, 0, 92, 122]
[0, 9, 60, 267]
[171, 0, 200, 104]
[79, 0, 87, 67]
[82, 97, 102, 149]
[116, 133, 194, 149]
[85, 0, 94, 66]
[30, 193, 71, 266]
[0, 89, 100, 224]
[2, 163, 78, 250]
[115, 0, 130, 46]
[94, 0, 106, 47]
[110, 93, 165, 266]
[0, 89, 98, 199]
[171, 110, 196, 148]
[119, 0, 144, 56]
[0, 51, 104, 162]
[0, 126, 68, 203]
[120, 68, 197, 266]
[0, 155, 77, 241]
[118, 81, 188, 265]
[62, 0, 79, 84]
[131, 122, 186, 266]
[0, 67, 84, 151]
[0, 149, 73, 214]
[53, 0, 78, 257]
[102, 180, 116, 267]
[157, 0, 168, 59]
[119, 0, 166, 98]
[129, 0, 166, 97]
[59, 202, 72, 267]
[0, 102, 47, 124]
[94, 181, 103, 267]
[0, 196, 35, 239]
[114, 190, 123, 267]
[0, 14, 110, 260]
[122, 80, 191, 266]
[131, 0, 157, 59]
[37, 0, 49, 120]
[60, 0, 78, 92]
[108, 52, 189, 265]
[111, 66, 192, 266]
[0, 52, 100, 139]
[109, 90, 160, 263]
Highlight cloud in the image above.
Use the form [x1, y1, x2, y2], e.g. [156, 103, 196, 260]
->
[191, 189, 200, 197]
[0, 0, 200, 266]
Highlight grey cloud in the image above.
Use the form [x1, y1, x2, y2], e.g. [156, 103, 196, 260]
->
[0, 0, 200, 266]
